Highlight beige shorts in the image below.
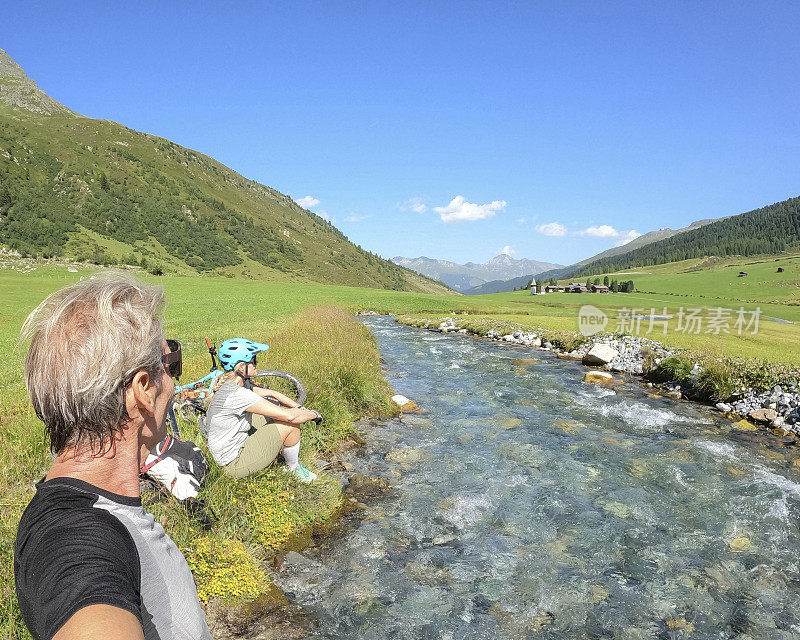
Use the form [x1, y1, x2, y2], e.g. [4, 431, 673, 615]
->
[223, 413, 284, 479]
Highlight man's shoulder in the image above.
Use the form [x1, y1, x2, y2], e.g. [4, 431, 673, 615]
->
[16, 478, 139, 562]
[15, 479, 144, 640]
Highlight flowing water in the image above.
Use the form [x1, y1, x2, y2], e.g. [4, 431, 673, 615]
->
[274, 317, 800, 639]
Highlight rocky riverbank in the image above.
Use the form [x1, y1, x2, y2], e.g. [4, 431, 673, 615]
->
[395, 314, 800, 437]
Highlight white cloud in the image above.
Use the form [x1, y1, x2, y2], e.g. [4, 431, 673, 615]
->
[404, 197, 427, 214]
[317, 210, 335, 223]
[345, 214, 367, 223]
[434, 195, 507, 223]
[295, 195, 320, 209]
[578, 225, 642, 246]
[516, 217, 526, 225]
[615, 230, 642, 246]
[498, 245, 516, 256]
[581, 224, 619, 238]
[535, 222, 567, 236]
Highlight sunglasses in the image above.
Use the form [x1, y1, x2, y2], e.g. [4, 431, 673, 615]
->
[162, 339, 182, 379]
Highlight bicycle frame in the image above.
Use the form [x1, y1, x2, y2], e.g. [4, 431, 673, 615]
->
[174, 369, 223, 395]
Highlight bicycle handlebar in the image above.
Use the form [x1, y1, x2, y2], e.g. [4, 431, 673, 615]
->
[205, 336, 220, 371]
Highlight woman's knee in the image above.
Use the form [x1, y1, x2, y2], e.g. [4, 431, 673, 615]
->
[276, 424, 301, 446]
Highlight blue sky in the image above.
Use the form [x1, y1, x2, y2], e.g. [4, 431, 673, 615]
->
[3, 1, 799, 265]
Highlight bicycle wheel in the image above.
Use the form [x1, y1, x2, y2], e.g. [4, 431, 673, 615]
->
[251, 369, 307, 406]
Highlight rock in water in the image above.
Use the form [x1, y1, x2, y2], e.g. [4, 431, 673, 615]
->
[344, 473, 395, 500]
[584, 371, 614, 384]
[391, 394, 421, 412]
[501, 417, 523, 429]
[729, 537, 751, 552]
[582, 344, 619, 366]
[749, 408, 778, 423]
[385, 448, 428, 466]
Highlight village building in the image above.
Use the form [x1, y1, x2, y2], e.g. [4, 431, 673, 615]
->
[591, 284, 610, 293]
[544, 284, 565, 293]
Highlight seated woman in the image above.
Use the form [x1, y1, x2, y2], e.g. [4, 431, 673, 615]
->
[205, 338, 320, 482]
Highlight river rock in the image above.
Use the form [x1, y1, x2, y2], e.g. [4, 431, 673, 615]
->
[391, 394, 421, 412]
[584, 371, 614, 385]
[344, 473, 396, 500]
[729, 537, 751, 552]
[749, 408, 778, 423]
[582, 344, 619, 366]
[771, 416, 786, 428]
[404, 561, 452, 586]
[385, 448, 428, 466]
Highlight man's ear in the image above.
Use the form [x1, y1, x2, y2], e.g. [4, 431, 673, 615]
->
[128, 370, 156, 415]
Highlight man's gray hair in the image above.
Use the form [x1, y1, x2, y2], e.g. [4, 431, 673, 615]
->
[21, 273, 167, 455]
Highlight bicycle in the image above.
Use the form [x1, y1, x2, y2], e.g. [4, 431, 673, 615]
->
[168, 337, 308, 438]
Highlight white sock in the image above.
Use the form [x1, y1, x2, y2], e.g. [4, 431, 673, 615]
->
[282, 442, 300, 470]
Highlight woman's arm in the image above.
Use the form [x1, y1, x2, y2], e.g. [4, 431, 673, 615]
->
[251, 386, 300, 407]
[246, 399, 317, 425]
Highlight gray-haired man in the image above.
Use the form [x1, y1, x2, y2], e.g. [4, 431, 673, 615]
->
[14, 274, 211, 640]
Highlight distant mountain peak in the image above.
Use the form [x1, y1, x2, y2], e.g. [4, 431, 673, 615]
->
[0, 48, 73, 115]
[392, 254, 564, 291]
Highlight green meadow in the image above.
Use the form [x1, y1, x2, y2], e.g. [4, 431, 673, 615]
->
[1, 253, 799, 637]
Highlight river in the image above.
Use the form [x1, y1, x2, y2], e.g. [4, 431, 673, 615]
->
[274, 316, 800, 639]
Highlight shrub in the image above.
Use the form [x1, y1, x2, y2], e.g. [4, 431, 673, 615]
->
[650, 355, 693, 382]
[543, 329, 588, 353]
[694, 361, 736, 401]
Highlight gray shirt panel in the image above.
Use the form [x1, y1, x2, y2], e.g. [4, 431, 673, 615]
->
[94, 495, 211, 640]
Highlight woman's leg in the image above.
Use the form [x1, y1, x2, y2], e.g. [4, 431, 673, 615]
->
[243, 414, 315, 482]
[275, 423, 301, 446]
[252, 413, 300, 446]
[223, 419, 284, 478]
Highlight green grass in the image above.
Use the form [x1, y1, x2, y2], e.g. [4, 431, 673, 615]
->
[571, 252, 800, 306]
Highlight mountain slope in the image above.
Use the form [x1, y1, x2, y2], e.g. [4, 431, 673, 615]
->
[573, 197, 800, 277]
[392, 254, 563, 291]
[0, 48, 452, 294]
[532, 218, 724, 283]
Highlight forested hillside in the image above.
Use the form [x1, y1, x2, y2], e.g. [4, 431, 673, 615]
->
[0, 49, 451, 294]
[574, 196, 800, 277]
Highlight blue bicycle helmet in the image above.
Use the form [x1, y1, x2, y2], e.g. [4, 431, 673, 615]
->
[218, 338, 269, 371]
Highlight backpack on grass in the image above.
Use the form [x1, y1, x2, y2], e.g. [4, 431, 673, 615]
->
[140, 434, 209, 501]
